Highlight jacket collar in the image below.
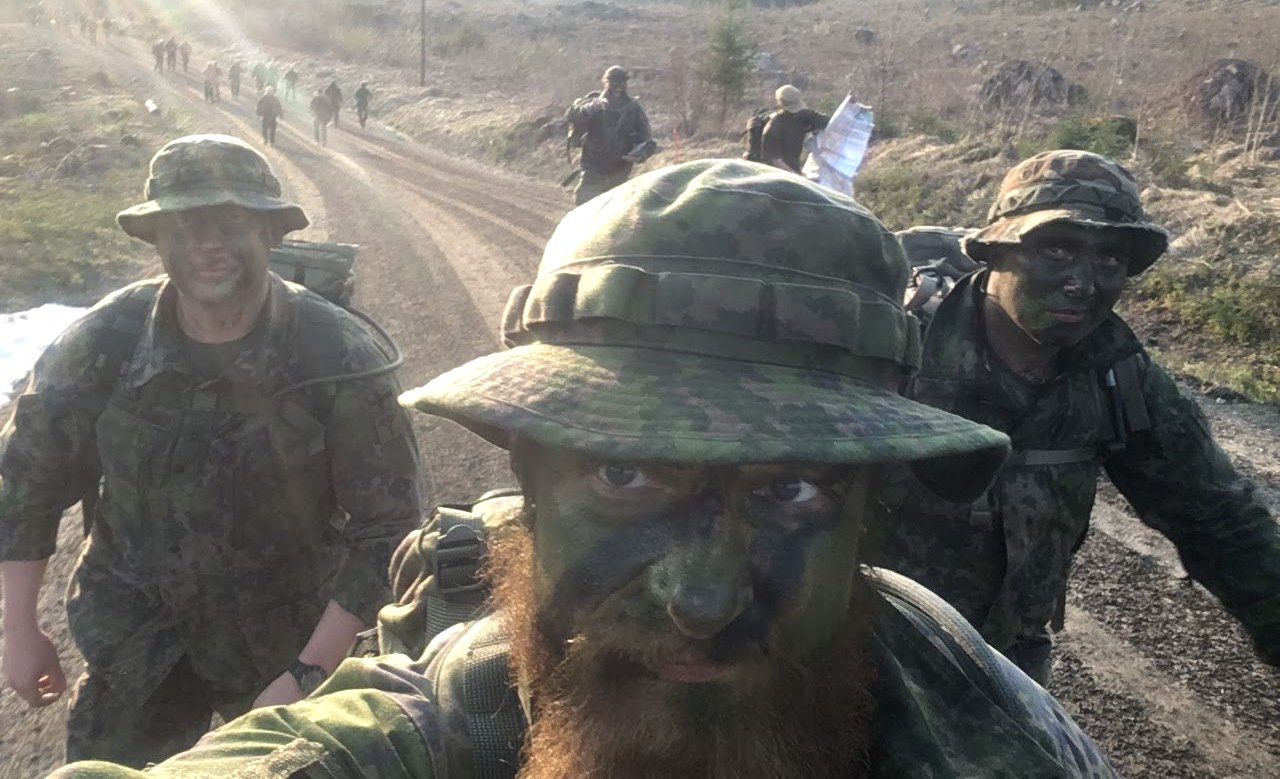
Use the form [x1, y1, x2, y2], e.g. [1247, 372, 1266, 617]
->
[920, 269, 1141, 389]
[124, 273, 299, 390]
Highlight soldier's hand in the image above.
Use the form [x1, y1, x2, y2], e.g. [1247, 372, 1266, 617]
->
[3, 627, 66, 707]
[251, 669, 304, 709]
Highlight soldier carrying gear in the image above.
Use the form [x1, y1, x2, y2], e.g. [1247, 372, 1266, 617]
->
[325, 80, 343, 127]
[866, 149, 1280, 684]
[256, 86, 284, 147]
[310, 90, 335, 145]
[760, 84, 830, 174]
[0, 134, 423, 767]
[564, 64, 657, 205]
[54, 161, 1117, 779]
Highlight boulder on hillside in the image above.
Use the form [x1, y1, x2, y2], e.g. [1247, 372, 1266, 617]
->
[1187, 59, 1278, 124]
[980, 60, 1087, 111]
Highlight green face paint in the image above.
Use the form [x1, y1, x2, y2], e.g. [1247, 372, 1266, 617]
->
[987, 222, 1130, 349]
[525, 445, 871, 690]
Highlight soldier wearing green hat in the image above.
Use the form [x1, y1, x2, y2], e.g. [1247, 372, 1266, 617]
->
[867, 149, 1280, 683]
[565, 64, 656, 205]
[0, 134, 422, 766]
[54, 160, 1116, 779]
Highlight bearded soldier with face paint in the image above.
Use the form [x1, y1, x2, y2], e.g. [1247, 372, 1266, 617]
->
[55, 160, 1116, 779]
[0, 135, 422, 767]
[866, 150, 1280, 684]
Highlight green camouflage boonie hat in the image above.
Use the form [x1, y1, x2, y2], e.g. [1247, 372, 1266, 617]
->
[965, 149, 1169, 275]
[401, 160, 1010, 501]
[116, 134, 309, 244]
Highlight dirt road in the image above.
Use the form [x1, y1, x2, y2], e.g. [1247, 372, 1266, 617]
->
[2, 28, 1278, 779]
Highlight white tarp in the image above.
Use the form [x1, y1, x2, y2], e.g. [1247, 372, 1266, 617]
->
[1, 304, 89, 404]
[803, 95, 875, 195]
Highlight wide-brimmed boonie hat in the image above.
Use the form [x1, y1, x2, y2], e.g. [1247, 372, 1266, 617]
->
[964, 149, 1169, 276]
[401, 160, 1010, 501]
[776, 84, 806, 113]
[117, 133, 308, 244]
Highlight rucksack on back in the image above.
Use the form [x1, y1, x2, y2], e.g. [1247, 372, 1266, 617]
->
[268, 239, 358, 309]
[372, 489, 525, 659]
[742, 107, 775, 162]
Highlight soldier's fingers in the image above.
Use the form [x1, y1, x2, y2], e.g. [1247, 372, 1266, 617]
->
[10, 676, 42, 707]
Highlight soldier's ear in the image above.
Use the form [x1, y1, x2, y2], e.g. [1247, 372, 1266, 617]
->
[508, 435, 538, 515]
[265, 212, 287, 246]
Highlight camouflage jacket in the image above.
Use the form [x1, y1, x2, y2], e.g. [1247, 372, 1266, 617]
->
[0, 275, 422, 703]
[566, 92, 653, 175]
[865, 270, 1280, 656]
[50, 573, 1116, 778]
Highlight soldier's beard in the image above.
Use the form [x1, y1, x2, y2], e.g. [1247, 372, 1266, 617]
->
[487, 518, 879, 779]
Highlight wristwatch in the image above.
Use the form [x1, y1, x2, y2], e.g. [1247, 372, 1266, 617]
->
[288, 659, 329, 696]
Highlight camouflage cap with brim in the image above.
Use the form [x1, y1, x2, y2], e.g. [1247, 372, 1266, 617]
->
[401, 160, 1010, 501]
[116, 134, 308, 244]
[965, 149, 1169, 276]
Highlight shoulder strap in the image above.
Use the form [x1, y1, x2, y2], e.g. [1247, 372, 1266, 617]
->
[866, 565, 1030, 721]
[426, 618, 525, 779]
[79, 283, 161, 534]
[90, 283, 161, 393]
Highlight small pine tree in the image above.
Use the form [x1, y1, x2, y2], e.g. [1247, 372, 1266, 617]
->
[701, 11, 755, 124]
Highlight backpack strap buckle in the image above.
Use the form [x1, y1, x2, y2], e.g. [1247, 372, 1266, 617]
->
[434, 509, 488, 600]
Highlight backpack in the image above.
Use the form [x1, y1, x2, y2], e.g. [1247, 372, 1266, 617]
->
[897, 225, 1153, 630]
[77, 242, 401, 533]
[742, 107, 775, 162]
[268, 239, 357, 309]
[369, 490, 1051, 778]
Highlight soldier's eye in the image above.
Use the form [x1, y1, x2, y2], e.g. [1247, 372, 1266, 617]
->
[1096, 253, 1126, 270]
[596, 464, 649, 489]
[1039, 246, 1074, 262]
[757, 477, 820, 504]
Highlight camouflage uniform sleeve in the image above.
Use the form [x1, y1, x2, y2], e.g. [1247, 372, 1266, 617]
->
[1103, 356, 1280, 662]
[0, 320, 109, 561]
[327, 370, 424, 625]
[51, 656, 443, 779]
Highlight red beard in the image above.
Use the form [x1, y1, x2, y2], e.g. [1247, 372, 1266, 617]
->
[485, 518, 879, 779]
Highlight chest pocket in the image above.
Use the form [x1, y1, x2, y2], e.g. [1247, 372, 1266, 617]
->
[228, 395, 332, 554]
[94, 399, 175, 547]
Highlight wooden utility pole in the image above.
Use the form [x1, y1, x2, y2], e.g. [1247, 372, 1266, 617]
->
[419, 0, 426, 86]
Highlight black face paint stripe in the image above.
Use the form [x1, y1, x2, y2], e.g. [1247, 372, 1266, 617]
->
[545, 519, 672, 620]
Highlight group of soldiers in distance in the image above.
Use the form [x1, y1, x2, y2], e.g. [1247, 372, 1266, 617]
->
[145, 39, 374, 149]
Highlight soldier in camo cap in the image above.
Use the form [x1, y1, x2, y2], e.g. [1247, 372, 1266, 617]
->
[867, 149, 1280, 683]
[0, 134, 422, 766]
[56, 160, 1118, 779]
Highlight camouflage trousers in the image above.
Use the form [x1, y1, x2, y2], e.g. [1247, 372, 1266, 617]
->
[573, 168, 631, 206]
[65, 657, 254, 768]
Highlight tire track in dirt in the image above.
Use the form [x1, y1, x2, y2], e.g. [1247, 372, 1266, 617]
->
[9, 24, 1280, 779]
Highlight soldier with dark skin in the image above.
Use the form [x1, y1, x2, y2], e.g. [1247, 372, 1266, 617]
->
[256, 86, 283, 146]
[866, 150, 1280, 683]
[565, 65, 655, 205]
[0, 134, 423, 767]
[53, 161, 1117, 779]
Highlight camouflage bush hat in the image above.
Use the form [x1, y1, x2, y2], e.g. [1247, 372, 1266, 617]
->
[403, 161, 1009, 499]
[965, 149, 1169, 275]
[116, 134, 309, 244]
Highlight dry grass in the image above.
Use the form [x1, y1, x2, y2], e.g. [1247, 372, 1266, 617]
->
[34, 0, 1280, 400]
